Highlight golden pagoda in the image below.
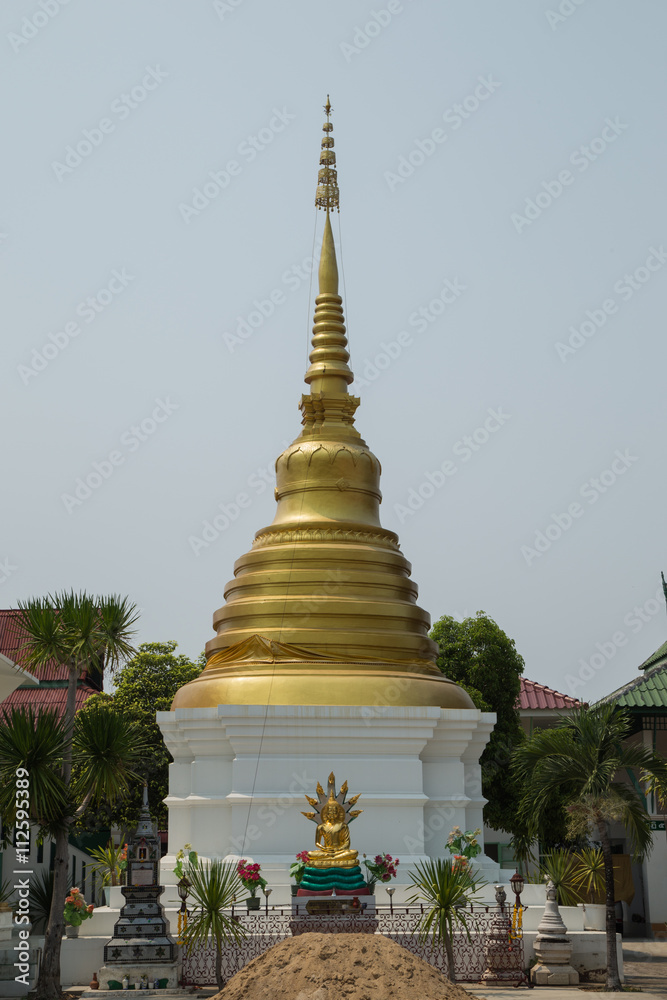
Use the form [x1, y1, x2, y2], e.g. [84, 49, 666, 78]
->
[172, 98, 472, 711]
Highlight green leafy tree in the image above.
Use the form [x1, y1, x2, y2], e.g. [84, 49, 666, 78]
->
[513, 704, 667, 991]
[0, 704, 147, 999]
[430, 612, 527, 834]
[11, 591, 139, 1000]
[79, 642, 204, 831]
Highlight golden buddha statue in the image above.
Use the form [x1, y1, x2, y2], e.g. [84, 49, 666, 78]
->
[302, 773, 361, 870]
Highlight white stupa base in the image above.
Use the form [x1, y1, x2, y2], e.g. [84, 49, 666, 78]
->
[531, 954, 580, 986]
[97, 963, 180, 991]
[157, 703, 497, 901]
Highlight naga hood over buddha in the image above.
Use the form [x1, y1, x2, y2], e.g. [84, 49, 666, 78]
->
[171, 97, 474, 712]
[302, 771, 362, 870]
[296, 772, 370, 896]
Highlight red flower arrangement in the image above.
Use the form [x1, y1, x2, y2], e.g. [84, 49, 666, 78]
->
[236, 859, 267, 897]
[63, 887, 94, 927]
[362, 852, 400, 891]
[290, 850, 310, 885]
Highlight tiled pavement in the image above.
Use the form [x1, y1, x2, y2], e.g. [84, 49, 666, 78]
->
[623, 940, 667, 995]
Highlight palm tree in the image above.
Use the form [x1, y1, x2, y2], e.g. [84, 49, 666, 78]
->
[513, 704, 667, 991]
[7, 592, 139, 1000]
[407, 858, 485, 982]
[0, 704, 146, 998]
[181, 860, 248, 990]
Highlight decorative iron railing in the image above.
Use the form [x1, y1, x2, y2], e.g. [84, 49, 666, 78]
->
[180, 902, 529, 987]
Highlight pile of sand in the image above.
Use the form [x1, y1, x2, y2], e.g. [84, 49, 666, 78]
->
[213, 932, 480, 1000]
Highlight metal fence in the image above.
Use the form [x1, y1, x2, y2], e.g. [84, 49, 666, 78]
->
[180, 902, 528, 987]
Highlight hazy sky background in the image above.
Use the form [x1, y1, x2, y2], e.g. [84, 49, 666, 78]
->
[3, 0, 666, 706]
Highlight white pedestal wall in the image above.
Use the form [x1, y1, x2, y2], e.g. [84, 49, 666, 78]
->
[157, 704, 496, 889]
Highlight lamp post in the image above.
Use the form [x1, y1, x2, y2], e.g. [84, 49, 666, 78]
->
[510, 870, 525, 905]
[177, 876, 191, 943]
[386, 886, 395, 916]
[263, 886, 272, 914]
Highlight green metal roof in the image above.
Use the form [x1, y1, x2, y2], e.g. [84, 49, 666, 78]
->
[601, 662, 667, 711]
[638, 639, 667, 672]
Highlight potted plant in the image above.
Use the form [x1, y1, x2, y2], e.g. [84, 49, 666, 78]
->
[572, 847, 606, 930]
[536, 849, 583, 907]
[63, 887, 94, 938]
[89, 842, 128, 906]
[174, 843, 198, 880]
[289, 851, 310, 896]
[236, 859, 267, 910]
[362, 853, 400, 894]
[446, 826, 482, 863]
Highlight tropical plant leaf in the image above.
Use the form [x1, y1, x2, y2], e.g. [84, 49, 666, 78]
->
[407, 858, 486, 982]
[538, 850, 582, 906]
[16, 591, 139, 676]
[29, 868, 73, 934]
[407, 858, 485, 943]
[571, 847, 605, 902]
[0, 708, 70, 835]
[88, 844, 126, 887]
[181, 860, 248, 952]
[71, 703, 149, 807]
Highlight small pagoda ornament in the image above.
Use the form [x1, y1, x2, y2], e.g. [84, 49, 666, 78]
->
[297, 772, 370, 895]
[97, 783, 178, 989]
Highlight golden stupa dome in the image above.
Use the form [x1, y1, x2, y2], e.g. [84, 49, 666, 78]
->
[172, 98, 473, 711]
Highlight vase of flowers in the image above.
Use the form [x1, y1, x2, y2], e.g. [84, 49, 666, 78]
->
[173, 843, 198, 880]
[362, 853, 399, 894]
[63, 887, 94, 935]
[236, 859, 267, 909]
[289, 850, 310, 895]
[446, 826, 482, 862]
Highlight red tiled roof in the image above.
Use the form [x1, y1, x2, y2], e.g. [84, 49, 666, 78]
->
[0, 610, 102, 688]
[519, 677, 580, 711]
[1, 684, 97, 718]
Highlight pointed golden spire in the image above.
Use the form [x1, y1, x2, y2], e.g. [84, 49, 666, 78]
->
[318, 212, 338, 295]
[305, 97, 352, 396]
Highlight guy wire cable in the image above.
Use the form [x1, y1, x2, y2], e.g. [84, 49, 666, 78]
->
[241, 205, 323, 856]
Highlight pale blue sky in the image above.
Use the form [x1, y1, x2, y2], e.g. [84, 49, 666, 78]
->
[3, 0, 666, 704]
